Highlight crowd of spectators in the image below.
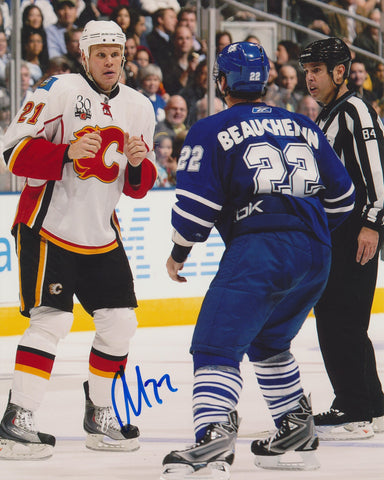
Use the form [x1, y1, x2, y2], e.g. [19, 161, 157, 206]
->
[0, 0, 383, 190]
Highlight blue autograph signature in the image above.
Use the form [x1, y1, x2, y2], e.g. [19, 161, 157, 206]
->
[111, 365, 178, 426]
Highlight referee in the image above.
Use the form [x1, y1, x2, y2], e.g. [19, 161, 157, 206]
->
[300, 37, 384, 440]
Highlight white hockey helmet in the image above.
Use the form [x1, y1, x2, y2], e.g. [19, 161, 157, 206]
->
[79, 20, 126, 58]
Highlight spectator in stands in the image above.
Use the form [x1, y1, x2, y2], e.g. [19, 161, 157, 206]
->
[0, 1, 10, 38]
[195, 94, 225, 121]
[110, 5, 131, 36]
[155, 94, 188, 141]
[263, 59, 279, 105]
[46, 0, 78, 59]
[140, 0, 181, 16]
[124, 33, 139, 89]
[372, 96, 384, 122]
[96, 0, 131, 19]
[163, 24, 200, 95]
[296, 94, 321, 122]
[154, 133, 175, 188]
[276, 64, 303, 111]
[348, 58, 377, 103]
[22, 30, 46, 87]
[4, 61, 33, 106]
[244, 34, 261, 44]
[127, 8, 148, 46]
[291, 0, 331, 45]
[146, 8, 178, 73]
[178, 6, 206, 56]
[21, 5, 49, 73]
[138, 64, 167, 123]
[275, 40, 301, 72]
[0, 31, 10, 87]
[134, 45, 153, 68]
[76, 0, 100, 28]
[62, 27, 83, 73]
[35, 55, 72, 87]
[21, 0, 57, 28]
[327, 0, 367, 43]
[215, 30, 232, 54]
[371, 62, 384, 100]
[353, 8, 381, 75]
[179, 59, 208, 126]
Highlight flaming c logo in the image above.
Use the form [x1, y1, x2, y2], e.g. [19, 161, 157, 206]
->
[72, 125, 124, 183]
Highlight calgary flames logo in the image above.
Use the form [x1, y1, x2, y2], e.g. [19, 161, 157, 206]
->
[72, 125, 124, 183]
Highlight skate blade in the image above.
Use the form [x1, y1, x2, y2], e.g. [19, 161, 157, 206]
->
[160, 461, 230, 480]
[0, 438, 53, 460]
[316, 423, 374, 441]
[254, 450, 320, 471]
[85, 433, 140, 452]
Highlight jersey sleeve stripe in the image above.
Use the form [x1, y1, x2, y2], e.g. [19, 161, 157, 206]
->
[323, 184, 355, 203]
[324, 204, 355, 214]
[172, 204, 215, 228]
[176, 188, 223, 210]
[7, 137, 33, 172]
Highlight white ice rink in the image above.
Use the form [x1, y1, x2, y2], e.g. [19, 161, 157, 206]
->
[0, 315, 383, 480]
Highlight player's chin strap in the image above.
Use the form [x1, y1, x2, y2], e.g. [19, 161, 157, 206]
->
[83, 56, 126, 97]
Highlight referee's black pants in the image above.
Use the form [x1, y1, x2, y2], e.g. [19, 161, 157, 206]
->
[314, 218, 384, 420]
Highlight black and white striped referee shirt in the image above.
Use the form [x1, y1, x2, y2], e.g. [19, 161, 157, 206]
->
[316, 90, 384, 231]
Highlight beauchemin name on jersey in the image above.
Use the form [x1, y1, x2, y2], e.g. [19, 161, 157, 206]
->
[171, 102, 355, 249]
[3, 73, 157, 254]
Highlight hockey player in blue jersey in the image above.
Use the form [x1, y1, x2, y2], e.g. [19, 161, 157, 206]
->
[160, 42, 355, 479]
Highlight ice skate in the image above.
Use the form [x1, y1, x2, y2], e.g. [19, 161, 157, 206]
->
[160, 410, 239, 480]
[373, 415, 384, 433]
[83, 381, 140, 452]
[251, 394, 320, 471]
[0, 394, 55, 460]
[314, 408, 374, 440]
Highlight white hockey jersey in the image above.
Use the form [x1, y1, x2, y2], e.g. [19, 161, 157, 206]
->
[3, 73, 156, 254]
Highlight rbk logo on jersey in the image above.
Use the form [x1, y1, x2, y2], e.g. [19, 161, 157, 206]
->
[252, 106, 272, 114]
[72, 125, 124, 183]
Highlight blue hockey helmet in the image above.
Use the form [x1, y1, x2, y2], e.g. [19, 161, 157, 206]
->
[213, 42, 270, 94]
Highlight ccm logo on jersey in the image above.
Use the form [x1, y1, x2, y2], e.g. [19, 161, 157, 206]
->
[362, 128, 376, 140]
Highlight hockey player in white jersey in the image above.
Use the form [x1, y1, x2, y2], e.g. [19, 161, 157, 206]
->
[0, 20, 157, 459]
[160, 42, 355, 479]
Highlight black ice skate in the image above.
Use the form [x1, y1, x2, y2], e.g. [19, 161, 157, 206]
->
[83, 381, 140, 452]
[160, 410, 239, 480]
[0, 393, 55, 460]
[314, 408, 374, 440]
[251, 394, 320, 471]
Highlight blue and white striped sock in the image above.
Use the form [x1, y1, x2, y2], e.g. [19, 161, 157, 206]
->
[253, 350, 303, 427]
[192, 366, 243, 441]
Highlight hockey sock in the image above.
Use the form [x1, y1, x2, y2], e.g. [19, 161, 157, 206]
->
[88, 347, 128, 406]
[192, 365, 243, 442]
[11, 307, 72, 411]
[252, 350, 304, 427]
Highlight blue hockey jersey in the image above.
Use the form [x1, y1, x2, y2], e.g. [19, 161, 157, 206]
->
[172, 102, 355, 248]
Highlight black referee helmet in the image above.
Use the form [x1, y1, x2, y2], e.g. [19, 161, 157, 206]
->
[299, 37, 352, 79]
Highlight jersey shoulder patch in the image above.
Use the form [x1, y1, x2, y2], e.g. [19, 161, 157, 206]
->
[37, 76, 58, 91]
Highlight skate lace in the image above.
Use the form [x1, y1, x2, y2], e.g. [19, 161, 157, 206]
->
[96, 406, 121, 433]
[317, 408, 341, 419]
[15, 408, 36, 432]
[265, 424, 287, 449]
